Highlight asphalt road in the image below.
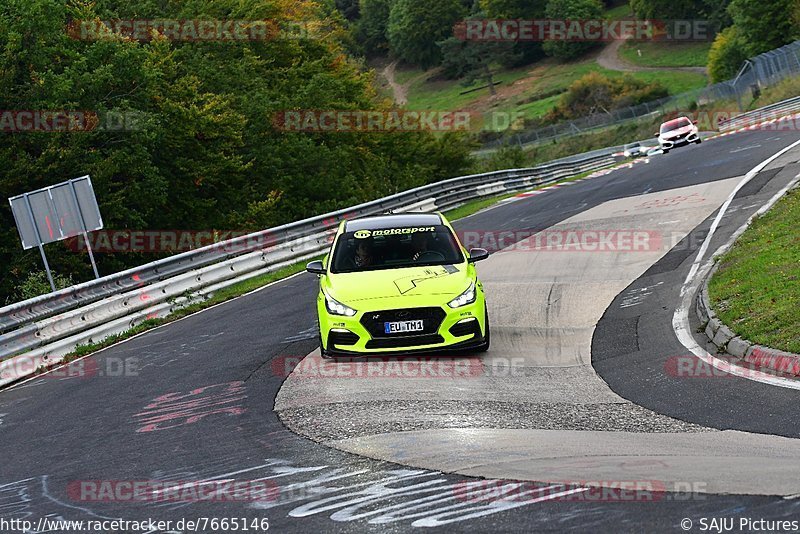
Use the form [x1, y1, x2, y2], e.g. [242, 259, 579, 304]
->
[2, 128, 800, 533]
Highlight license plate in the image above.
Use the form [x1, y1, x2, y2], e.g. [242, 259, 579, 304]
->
[384, 320, 424, 334]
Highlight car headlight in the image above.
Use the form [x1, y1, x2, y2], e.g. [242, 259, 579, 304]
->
[323, 290, 357, 317]
[448, 282, 477, 308]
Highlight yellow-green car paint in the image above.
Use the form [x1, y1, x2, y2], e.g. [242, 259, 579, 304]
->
[306, 213, 490, 357]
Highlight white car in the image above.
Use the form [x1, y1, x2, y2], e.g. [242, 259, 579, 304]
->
[645, 146, 663, 157]
[623, 142, 645, 158]
[656, 117, 701, 153]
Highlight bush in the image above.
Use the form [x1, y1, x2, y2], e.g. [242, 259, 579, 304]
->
[707, 26, 748, 83]
[9, 271, 74, 304]
[551, 72, 669, 120]
[476, 145, 528, 172]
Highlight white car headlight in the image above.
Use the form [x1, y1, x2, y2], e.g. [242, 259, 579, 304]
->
[448, 282, 477, 308]
[324, 291, 357, 317]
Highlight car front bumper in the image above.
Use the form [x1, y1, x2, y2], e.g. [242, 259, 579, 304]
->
[318, 292, 487, 355]
[659, 131, 699, 149]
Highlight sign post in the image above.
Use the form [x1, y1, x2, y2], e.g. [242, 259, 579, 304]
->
[22, 192, 56, 292]
[9, 176, 104, 293]
[67, 179, 100, 278]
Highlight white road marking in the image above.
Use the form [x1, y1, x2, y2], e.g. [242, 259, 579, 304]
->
[730, 144, 761, 153]
[682, 137, 800, 292]
[674, 138, 800, 390]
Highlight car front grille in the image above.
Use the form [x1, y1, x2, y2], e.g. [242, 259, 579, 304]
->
[360, 307, 446, 338]
[449, 318, 480, 338]
[329, 330, 359, 346]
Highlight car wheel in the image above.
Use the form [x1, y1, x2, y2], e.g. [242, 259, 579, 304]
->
[662, 149, 670, 154]
[695, 139, 702, 144]
[476, 306, 490, 352]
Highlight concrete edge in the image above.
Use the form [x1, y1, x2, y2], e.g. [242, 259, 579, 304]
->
[694, 220, 800, 380]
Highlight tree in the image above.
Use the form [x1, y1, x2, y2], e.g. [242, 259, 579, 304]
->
[479, 0, 547, 18]
[542, 0, 605, 61]
[356, 0, 394, 53]
[479, 0, 547, 66]
[707, 26, 748, 82]
[387, 0, 467, 67]
[0, 0, 474, 303]
[439, 37, 520, 95]
[728, 0, 797, 56]
[630, 0, 705, 19]
[335, 0, 361, 20]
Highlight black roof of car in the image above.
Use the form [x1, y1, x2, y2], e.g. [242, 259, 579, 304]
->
[345, 213, 443, 231]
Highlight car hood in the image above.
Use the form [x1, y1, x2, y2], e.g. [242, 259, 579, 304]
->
[660, 125, 693, 138]
[326, 264, 471, 303]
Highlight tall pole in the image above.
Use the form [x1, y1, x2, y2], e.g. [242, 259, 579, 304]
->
[68, 179, 100, 279]
[22, 193, 56, 292]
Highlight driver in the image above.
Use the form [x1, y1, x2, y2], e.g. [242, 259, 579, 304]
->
[410, 231, 431, 261]
[354, 238, 374, 268]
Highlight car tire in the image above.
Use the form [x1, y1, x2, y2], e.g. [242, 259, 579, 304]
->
[662, 149, 670, 154]
[476, 306, 490, 352]
[695, 139, 702, 144]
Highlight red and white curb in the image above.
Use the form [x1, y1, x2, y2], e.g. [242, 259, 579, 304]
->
[708, 112, 800, 141]
[697, 281, 800, 378]
[500, 160, 643, 203]
[673, 137, 800, 390]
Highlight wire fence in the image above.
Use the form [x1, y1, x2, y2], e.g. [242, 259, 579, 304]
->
[483, 40, 800, 149]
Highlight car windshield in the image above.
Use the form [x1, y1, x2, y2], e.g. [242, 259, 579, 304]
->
[660, 118, 691, 133]
[330, 224, 465, 273]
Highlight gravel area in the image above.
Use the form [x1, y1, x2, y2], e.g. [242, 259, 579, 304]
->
[278, 400, 711, 442]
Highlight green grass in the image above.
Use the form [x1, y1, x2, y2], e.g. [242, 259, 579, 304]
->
[618, 41, 711, 68]
[708, 188, 800, 354]
[619, 69, 707, 93]
[405, 66, 536, 111]
[443, 192, 518, 220]
[605, 3, 633, 19]
[393, 65, 426, 85]
[750, 76, 800, 110]
[405, 56, 708, 129]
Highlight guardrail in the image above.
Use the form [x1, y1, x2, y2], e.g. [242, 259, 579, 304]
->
[719, 95, 800, 132]
[0, 147, 622, 386]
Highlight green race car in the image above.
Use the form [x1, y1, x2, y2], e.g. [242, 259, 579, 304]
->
[306, 212, 490, 358]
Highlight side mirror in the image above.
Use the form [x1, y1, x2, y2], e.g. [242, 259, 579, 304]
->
[468, 248, 489, 263]
[306, 260, 326, 275]
[654, 133, 659, 137]
[692, 120, 698, 125]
